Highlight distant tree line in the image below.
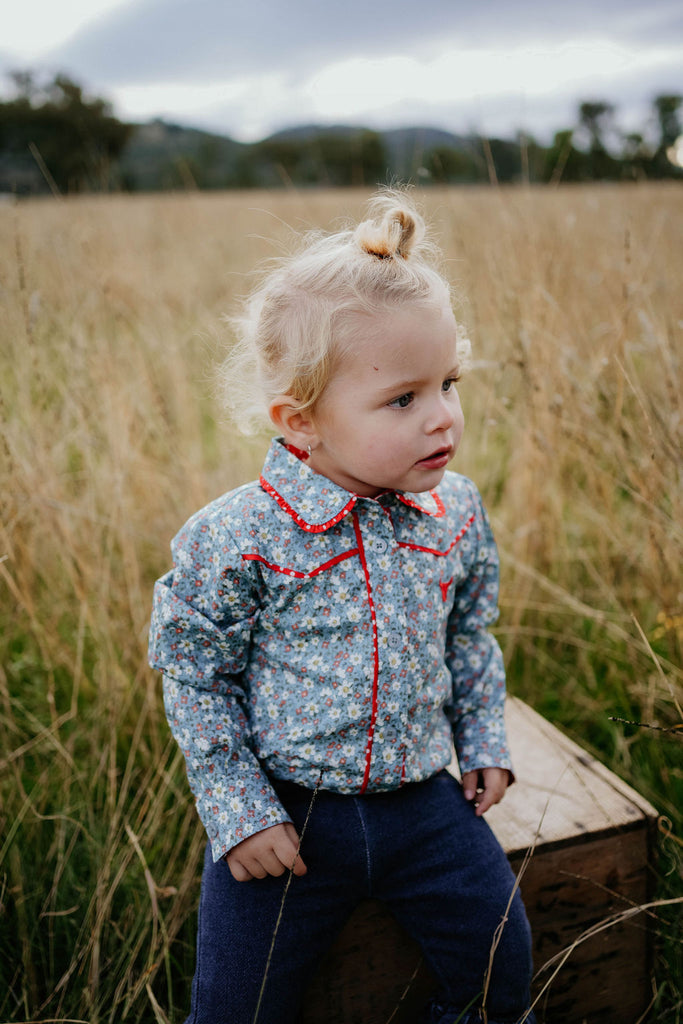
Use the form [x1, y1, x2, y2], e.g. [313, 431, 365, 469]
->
[0, 71, 681, 195]
[238, 131, 387, 189]
[425, 97, 683, 184]
[0, 72, 132, 193]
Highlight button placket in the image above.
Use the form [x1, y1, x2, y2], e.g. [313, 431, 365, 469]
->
[356, 502, 410, 784]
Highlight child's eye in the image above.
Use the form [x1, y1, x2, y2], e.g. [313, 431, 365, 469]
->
[388, 392, 414, 409]
[442, 376, 460, 393]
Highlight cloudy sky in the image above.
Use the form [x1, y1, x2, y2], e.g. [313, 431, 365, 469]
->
[1, 0, 681, 142]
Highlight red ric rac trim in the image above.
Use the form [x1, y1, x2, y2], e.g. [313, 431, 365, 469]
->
[260, 475, 357, 533]
[396, 490, 446, 517]
[397, 512, 476, 557]
[242, 549, 357, 578]
[353, 511, 380, 795]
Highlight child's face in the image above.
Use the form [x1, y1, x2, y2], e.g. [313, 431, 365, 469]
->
[308, 300, 464, 497]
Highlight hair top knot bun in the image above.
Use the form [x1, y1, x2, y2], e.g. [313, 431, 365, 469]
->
[354, 194, 425, 261]
[220, 186, 465, 434]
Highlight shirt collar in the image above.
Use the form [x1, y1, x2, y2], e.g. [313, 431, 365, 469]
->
[259, 438, 445, 533]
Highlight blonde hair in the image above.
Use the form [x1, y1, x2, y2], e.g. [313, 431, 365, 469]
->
[220, 189, 468, 433]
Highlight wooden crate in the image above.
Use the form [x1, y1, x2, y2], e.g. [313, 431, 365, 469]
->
[299, 698, 658, 1024]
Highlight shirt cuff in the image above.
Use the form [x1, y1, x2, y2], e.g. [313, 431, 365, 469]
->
[191, 756, 293, 862]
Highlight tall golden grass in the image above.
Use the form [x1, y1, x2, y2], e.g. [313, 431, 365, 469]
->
[1, 185, 681, 1022]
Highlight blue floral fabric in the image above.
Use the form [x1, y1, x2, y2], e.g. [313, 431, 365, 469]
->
[148, 438, 511, 861]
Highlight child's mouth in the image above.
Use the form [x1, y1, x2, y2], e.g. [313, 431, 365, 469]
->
[416, 448, 452, 470]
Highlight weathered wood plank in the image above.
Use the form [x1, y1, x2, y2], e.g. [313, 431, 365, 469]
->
[486, 697, 657, 853]
[518, 828, 653, 1023]
[300, 700, 658, 1024]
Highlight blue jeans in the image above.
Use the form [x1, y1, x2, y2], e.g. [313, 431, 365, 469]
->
[184, 770, 535, 1024]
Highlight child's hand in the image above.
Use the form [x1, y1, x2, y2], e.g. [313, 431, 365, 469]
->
[225, 823, 307, 882]
[462, 767, 510, 816]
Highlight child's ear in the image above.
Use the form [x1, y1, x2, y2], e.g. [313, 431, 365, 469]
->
[269, 396, 317, 450]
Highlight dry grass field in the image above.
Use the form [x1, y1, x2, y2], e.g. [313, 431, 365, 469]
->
[1, 184, 681, 1022]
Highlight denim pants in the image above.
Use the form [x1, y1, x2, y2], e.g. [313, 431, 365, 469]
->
[184, 770, 535, 1024]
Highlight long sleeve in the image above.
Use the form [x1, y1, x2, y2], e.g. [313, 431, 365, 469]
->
[443, 486, 511, 776]
[148, 511, 291, 861]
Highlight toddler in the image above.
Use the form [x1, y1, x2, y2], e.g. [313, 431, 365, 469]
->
[149, 191, 535, 1024]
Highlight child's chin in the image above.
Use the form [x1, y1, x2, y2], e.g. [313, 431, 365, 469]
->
[408, 471, 446, 493]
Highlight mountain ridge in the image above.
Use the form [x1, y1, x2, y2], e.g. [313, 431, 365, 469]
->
[117, 118, 478, 190]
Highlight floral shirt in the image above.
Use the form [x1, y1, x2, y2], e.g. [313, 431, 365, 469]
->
[148, 438, 511, 861]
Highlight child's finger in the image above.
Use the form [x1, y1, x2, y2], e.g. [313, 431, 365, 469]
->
[472, 788, 496, 816]
[461, 769, 480, 803]
[253, 848, 289, 877]
[274, 825, 307, 875]
[226, 856, 256, 882]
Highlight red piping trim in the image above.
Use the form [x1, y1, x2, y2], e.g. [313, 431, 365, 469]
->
[284, 442, 310, 461]
[260, 475, 357, 533]
[397, 512, 476, 557]
[353, 511, 379, 794]
[242, 549, 357, 578]
[396, 490, 446, 517]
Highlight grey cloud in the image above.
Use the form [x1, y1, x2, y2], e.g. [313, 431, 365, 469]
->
[50, 0, 683, 87]
[52, 0, 459, 85]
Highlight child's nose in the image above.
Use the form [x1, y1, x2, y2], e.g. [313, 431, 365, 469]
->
[427, 392, 458, 432]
